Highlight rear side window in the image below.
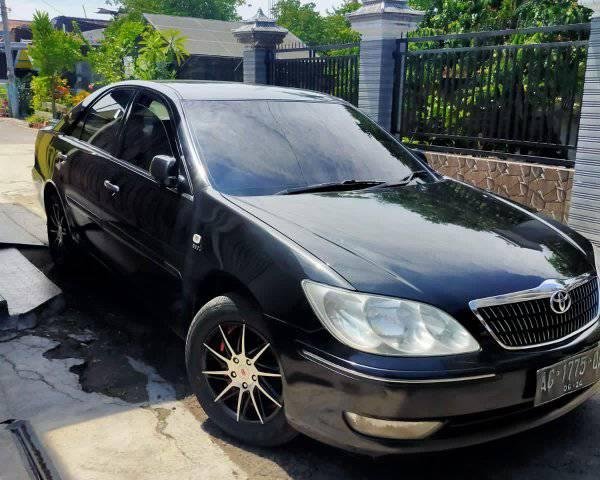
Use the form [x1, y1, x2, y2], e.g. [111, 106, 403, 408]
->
[79, 89, 133, 155]
[120, 93, 176, 171]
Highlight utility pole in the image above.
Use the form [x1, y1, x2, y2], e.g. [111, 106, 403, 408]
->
[0, 0, 19, 117]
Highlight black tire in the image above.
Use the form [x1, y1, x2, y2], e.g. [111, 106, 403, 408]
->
[45, 191, 76, 267]
[186, 293, 297, 447]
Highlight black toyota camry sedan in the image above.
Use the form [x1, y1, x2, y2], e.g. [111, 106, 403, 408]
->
[33, 80, 600, 455]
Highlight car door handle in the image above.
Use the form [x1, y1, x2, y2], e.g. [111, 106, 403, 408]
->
[103, 180, 120, 195]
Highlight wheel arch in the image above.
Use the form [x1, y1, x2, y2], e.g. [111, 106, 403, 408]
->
[42, 180, 61, 212]
[192, 271, 262, 316]
[42, 180, 75, 236]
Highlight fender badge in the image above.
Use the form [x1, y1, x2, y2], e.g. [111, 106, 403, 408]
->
[192, 234, 202, 252]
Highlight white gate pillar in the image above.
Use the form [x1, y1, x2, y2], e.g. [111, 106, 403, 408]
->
[347, 0, 424, 131]
[233, 9, 288, 85]
[570, 2, 600, 241]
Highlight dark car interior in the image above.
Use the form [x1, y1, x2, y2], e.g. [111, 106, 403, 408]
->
[120, 98, 175, 171]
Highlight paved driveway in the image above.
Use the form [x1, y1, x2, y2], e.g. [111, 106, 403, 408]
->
[0, 118, 42, 217]
[0, 118, 599, 479]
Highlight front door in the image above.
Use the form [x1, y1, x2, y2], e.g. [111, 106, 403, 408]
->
[106, 90, 193, 314]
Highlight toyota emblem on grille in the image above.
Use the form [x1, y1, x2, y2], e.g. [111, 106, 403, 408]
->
[550, 290, 572, 314]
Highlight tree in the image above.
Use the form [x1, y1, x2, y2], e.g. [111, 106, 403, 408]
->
[272, 0, 360, 46]
[110, 0, 242, 21]
[322, 1, 361, 45]
[272, 0, 324, 45]
[133, 28, 189, 80]
[86, 16, 146, 84]
[159, 29, 190, 65]
[409, 0, 591, 33]
[87, 16, 189, 84]
[28, 11, 83, 117]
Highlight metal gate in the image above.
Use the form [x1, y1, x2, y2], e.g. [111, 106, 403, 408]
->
[268, 43, 359, 105]
[392, 23, 590, 166]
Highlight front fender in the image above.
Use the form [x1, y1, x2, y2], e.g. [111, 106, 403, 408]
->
[181, 190, 351, 334]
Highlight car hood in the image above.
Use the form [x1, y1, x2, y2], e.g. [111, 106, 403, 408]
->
[228, 180, 593, 313]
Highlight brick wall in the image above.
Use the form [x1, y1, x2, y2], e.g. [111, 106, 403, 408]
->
[424, 152, 574, 224]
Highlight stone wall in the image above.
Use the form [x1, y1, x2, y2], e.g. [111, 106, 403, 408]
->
[424, 152, 574, 224]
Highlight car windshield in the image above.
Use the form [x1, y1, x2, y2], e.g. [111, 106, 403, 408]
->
[184, 100, 431, 196]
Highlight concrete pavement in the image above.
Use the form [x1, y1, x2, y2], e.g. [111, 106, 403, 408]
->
[0, 335, 241, 480]
[0, 118, 42, 218]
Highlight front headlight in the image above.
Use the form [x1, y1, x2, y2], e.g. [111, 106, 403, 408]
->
[302, 280, 480, 356]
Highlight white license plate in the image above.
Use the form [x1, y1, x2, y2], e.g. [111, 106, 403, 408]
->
[535, 346, 600, 406]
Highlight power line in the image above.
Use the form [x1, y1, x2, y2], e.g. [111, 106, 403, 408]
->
[39, 0, 65, 15]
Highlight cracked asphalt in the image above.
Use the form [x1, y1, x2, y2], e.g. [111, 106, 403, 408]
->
[1, 118, 600, 479]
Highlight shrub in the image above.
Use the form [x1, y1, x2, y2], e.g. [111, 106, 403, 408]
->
[17, 74, 34, 116]
[26, 112, 50, 128]
[31, 76, 76, 114]
[70, 90, 90, 106]
[29, 11, 82, 117]
[0, 98, 8, 117]
[31, 75, 52, 111]
[0, 85, 8, 116]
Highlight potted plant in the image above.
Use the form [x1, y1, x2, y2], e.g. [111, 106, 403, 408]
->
[26, 113, 50, 129]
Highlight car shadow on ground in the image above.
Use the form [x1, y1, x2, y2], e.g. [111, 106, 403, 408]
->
[18, 246, 190, 403]
[17, 246, 600, 480]
[200, 402, 598, 480]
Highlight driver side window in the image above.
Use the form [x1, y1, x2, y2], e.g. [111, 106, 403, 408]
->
[77, 89, 133, 156]
[120, 93, 176, 172]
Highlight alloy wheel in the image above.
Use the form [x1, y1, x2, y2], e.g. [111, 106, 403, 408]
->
[47, 198, 68, 254]
[202, 323, 283, 424]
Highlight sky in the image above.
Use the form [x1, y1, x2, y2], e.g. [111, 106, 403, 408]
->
[6, 0, 339, 21]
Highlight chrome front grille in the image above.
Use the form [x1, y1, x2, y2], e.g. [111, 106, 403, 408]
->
[470, 275, 599, 349]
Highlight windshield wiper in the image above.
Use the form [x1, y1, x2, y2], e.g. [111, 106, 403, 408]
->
[365, 170, 431, 190]
[276, 180, 385, 195]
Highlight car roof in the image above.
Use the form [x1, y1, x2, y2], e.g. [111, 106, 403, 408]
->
[107, 80, 341, 103]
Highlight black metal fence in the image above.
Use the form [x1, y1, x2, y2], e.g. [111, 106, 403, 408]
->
[268, 43, 359, 105]
[392, 23, 590, 166]
[177, 56, 243, 82]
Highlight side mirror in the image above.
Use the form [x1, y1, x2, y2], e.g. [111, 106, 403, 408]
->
[150, 155, 178, 187]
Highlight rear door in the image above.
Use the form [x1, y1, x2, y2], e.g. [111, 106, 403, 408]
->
[59, 87, 135, 260]
[105, 89, 194, 310]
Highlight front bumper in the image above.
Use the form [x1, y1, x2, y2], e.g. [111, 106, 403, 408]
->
[281, 341, 600, 456]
